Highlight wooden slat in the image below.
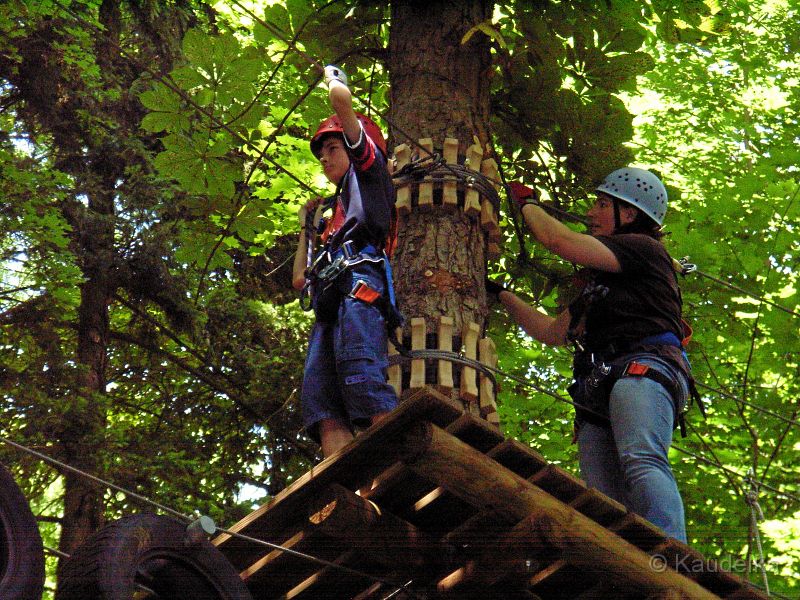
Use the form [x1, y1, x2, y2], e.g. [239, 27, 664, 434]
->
[480, 158, 502, 242]
[394, 144, 411, 215]
[460, 321, 480, 403]
[442, 137, 459, 209]
[437, 316, 454, 392]
[417, 138, 434, 210]
[487, 438, 548, 478]
[444, 412, 504, 453]
[569, 487, 628, 527]
[464, 144, 482, 217]
[528, 464, 587, 503]
[478, 336, 498, 421]
[410, 317, 426, 389]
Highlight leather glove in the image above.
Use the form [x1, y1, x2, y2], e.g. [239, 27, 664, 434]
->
[508, 181, 537, 210]
[485, 277, 508, 301]
[324, 65, 348, 88]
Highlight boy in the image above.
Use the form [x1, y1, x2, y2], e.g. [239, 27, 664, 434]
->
[292, 66, 400, 458]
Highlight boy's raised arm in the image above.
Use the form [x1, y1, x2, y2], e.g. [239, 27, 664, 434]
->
[324, 66, 362, 147]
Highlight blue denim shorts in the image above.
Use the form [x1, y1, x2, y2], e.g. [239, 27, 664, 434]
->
[301, 260, 398, 442]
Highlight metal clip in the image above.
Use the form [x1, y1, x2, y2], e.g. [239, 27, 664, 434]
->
[185, 515, 216, 546]
[679, 256, 697, 275]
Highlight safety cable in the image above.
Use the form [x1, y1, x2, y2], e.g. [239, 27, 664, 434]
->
[694, 381, 800, 429]
[745, 469, 771, 596]
[2, 434, 425, 598]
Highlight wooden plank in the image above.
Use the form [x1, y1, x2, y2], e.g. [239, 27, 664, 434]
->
[444, 412, 505, 453]
[459, 321, 480, 404]
[280, 550, 367, 600]
[608, 512, 668, 552]
[528, 464, 587, 503]
[478, 336, 498, 420]
[399, 421, 722, 600]
[410, 317, 426, 389]
[464, 144, 482, 217]
[569, 487, 628, 527]
[442, 137, 459, 209]
[387, 327, 402, 397]
[417, 138, 434, 210]
[394, 143, 411, 215]
[487, 438, 548, 479]
[437, 316, 454, 392]
[242, 528, 349, 595]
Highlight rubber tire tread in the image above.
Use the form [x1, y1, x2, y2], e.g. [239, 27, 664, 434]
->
[0, 463, 46, 600]
[55, 513, 253, 600]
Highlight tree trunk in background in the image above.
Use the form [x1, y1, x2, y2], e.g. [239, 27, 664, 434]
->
[56, 0, 122, 558]
[389, 0, 494, 336]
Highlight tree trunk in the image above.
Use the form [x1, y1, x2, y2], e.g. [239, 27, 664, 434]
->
[389, 0, 494, 336]
[56, 0, 122, 559]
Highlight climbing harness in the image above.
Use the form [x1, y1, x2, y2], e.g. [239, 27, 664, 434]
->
[300, 191, 403, 330]
[565, 267, 705, 436]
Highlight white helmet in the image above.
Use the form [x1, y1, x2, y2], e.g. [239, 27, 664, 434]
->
[596, 167, 668, 226]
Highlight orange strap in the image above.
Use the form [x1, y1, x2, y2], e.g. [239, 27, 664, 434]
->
[625, 362, 650, 376]
[351, 281, 381, 304]
[680, 318, 693, 348]
[320, 200, 345, 244]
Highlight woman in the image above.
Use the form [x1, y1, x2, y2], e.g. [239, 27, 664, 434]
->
[490, 167, 691, 542]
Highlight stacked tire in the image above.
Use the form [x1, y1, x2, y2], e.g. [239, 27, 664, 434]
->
[0, 463, 46, 600]
[55, 513, 253, 599]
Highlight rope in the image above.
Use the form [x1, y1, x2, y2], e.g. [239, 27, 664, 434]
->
[387, 348, 499, 398]
[392, 157, 503, 212]
[745, 469, 771, 596]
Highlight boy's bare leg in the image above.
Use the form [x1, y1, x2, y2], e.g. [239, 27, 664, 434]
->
[319, 418, 354, 458]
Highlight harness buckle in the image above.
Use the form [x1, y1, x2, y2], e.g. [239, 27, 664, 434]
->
[350, 280, 381, 304]
[623, 361, 650, 377]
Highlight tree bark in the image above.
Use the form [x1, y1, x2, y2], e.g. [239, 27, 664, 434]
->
[388, 0, 494, 335]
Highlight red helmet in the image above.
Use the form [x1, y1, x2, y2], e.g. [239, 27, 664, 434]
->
[310, 112, 387, 158]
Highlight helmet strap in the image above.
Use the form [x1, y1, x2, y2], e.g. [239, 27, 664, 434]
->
[612, 199, 622, 232]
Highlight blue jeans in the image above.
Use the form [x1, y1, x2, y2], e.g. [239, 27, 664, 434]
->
[576, 355, 689, 542]
[302, 260, 398, 442]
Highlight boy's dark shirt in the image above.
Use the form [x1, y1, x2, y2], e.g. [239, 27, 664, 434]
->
[324, 128, 394, 252]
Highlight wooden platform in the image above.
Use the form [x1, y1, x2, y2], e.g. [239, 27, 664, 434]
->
[214, 387, 768, 600]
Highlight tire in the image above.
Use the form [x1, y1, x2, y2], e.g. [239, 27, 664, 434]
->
[0, 463, 46, 600]
[55, 513, 253, 600]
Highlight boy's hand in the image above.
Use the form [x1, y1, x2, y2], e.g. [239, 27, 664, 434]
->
[324, 65, 348, 88]
[299, 197, 323, 229]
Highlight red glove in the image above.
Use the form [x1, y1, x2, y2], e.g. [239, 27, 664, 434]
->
[508, 181, 537, 209]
